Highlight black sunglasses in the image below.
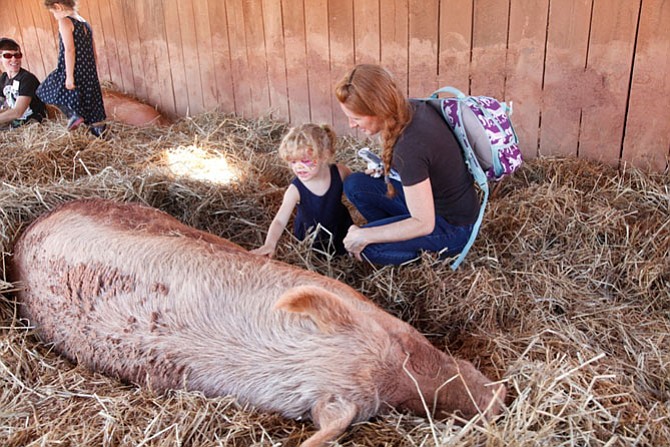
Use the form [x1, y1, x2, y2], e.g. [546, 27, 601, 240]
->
[2, 52, 22, 59]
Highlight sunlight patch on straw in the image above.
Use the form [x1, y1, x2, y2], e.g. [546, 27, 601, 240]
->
[164, 145, 239, 185]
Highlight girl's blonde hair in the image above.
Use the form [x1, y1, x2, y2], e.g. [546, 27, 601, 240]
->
[334, 64, 412, 196]
[278, 123, 337, 163]
[44, 0, 77, 8]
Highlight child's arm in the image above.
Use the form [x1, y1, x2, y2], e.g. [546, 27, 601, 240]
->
[336, 163, 352, 181]
[58, 17, 76, 90]
[250, 184, 300, 257]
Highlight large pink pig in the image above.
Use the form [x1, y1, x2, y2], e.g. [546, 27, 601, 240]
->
[10, 199, 505, 447]
[102, 89, 171, 127]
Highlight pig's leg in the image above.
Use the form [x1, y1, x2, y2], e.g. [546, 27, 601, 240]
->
[301, 395, 357, 447]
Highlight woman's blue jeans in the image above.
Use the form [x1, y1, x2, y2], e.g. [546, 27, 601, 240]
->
[343, 172, 473, 265]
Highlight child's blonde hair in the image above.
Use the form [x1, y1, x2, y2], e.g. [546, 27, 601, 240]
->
[44, 0, 78, 8]
[278, 123, 337, 163]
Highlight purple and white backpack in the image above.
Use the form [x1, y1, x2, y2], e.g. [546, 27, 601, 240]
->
[427, 86, 523, 269]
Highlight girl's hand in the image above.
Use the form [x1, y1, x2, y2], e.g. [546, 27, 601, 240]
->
[343, 225, 368, 261]
[65, 78, 75, 90]
[250, 244, 275, 258]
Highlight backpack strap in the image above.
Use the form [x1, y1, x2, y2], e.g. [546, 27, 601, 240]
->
[450, 97, 489, 270]
[431, 86, 467, 100]
[429, 90, 488, 270]
[451, 180, 488, 270]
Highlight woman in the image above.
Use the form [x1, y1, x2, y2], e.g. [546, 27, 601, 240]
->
[0, 38, 46, 128]
[335, 64, 479, 265]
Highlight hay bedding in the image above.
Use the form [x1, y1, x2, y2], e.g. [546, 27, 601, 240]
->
[0, 114, 668, 447]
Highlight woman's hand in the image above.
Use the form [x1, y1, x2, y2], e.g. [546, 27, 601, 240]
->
[344, 179, 437, 261]
[343, 225, 368, 261]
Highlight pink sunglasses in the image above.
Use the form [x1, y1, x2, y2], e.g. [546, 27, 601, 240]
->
[2, 52, 22, 59]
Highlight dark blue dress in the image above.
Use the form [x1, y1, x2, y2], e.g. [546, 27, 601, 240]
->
[37, 16, 106, 125]
[292, 164, 353, 255]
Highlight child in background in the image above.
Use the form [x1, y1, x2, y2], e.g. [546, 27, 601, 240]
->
[37, 0, 107, 137]
[251, 123, 353, 258]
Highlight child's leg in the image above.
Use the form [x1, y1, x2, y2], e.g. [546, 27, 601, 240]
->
[56, 105, 84, 130]
[343, 172, 407, 222]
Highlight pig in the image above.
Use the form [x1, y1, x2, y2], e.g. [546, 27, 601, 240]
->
[10, 199, 505, 447]
[102, 89, 171, 127]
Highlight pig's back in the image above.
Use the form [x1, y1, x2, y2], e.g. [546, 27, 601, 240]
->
[11, 200, 390, 420]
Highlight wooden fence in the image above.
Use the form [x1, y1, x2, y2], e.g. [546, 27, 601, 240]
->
[1, 0, 669, 172]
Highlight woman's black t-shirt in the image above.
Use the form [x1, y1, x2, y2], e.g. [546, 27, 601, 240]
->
[392, 99, 479, 226]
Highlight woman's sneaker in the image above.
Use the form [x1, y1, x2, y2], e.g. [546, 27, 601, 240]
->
[67, 115, 84, 131]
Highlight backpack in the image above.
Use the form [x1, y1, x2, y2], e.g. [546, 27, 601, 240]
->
[427, 86, 523, 270]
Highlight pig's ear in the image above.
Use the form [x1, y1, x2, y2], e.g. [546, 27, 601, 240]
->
[274, 285, 356, 333]
[396, 331, 440, 375]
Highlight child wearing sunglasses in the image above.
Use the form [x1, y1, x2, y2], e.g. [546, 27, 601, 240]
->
[37, 0, 106, 137]
[251, 123, 353, 258]
[0, 38, 47, 128]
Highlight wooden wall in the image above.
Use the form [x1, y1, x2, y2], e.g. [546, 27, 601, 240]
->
[1, 0, 669, 172]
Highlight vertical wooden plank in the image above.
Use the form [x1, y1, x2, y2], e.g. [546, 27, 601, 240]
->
[262, 0, 290, 121]
[0, 1, 14, 39]
[162, 0, 190, 115]
[408, 0, 439, 97]
[14, 0, 47, 78]
[505, 0, 549, 160]
[380, 0, 409, 95]
[192, 0, 217, 111]
[226, 0, 253, 117]
[470, 0, 510, 98]
[578, 0, 640, 165]
[622, 0, 670, 172]
[282, 0, 311, 124]
[120, 0, 147, 100]
[174, 0, 205, 114]
[19, 2, 45, 79]
[95, 1, 124, 86]
[107, 0, 134, 93]
[354, 0, 380, 64]
[0, 2, 20, 44]
[305, 0, 332, 124]
[328, 0, 355, 135]
[207, 0, 235, 113]
[135, 0, 176, 116]
[438, 0, 473, 92]
[540, 0, 592, 158]
[81, 0, 112, 84]
[27, 0, 59, 78]
[243, 0, 271, 117]
[1, 4, 27, 76]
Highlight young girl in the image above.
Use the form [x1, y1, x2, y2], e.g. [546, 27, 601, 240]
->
[37, 0, 107, 137]
[251, 123, 353, 258]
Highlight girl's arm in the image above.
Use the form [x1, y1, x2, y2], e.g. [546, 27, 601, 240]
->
[336, 163, 352, 181]
[250, 184, 300, 257]
[343, 178, 435, 259]
[58, 17, 76, 90]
